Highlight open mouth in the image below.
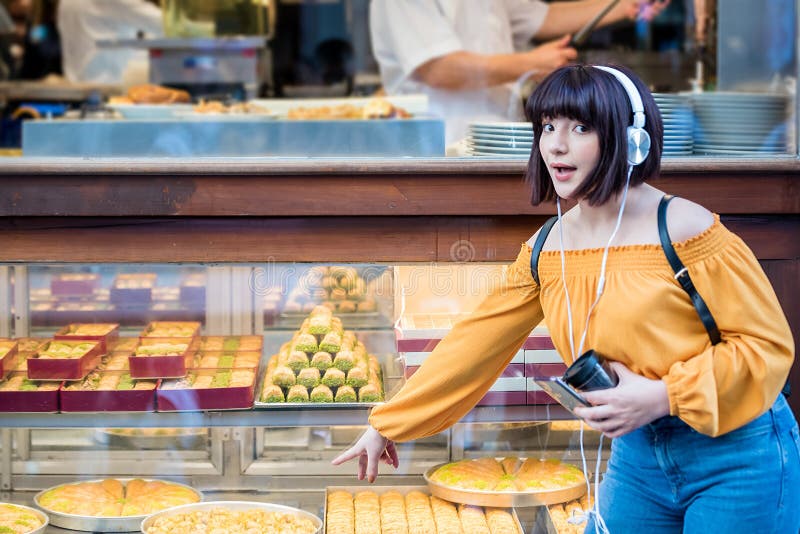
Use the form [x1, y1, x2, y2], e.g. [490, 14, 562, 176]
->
[551, 164, 577, 181]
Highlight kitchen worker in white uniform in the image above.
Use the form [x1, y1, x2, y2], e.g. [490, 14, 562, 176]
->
[58, 0, 163, 85]
[370, 0, 669, 145]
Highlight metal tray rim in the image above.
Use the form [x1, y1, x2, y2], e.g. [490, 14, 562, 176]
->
[423, 459, 587, 507]
[140, 500, 322, 534]
[34, 477, 202, 532]
[0, 501, 49, 534]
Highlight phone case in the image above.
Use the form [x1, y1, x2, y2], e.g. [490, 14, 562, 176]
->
[534, 376, 590, 414]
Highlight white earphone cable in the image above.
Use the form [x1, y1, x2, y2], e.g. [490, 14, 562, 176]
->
[557, 166, 633, 534]
[557, 165, 633, 363]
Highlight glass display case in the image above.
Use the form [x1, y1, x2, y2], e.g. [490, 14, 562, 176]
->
[0, 261, 608, 533]
[1, 1, 797, 159]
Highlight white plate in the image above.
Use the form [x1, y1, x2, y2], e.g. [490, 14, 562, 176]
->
[694, 122, 784, 132]
[694, 143, 786, 152]
[174, 111, 280, 120]
[108, 104, 193, 119]
[470, 133, 534, 142]
[694, 147, 784, 156]
[468, 139, 533, 149]
[470, 121, 532, 130]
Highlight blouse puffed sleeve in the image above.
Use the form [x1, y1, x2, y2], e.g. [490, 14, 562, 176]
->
[368, 245, 544, 442]
[662, 229, 794, 437]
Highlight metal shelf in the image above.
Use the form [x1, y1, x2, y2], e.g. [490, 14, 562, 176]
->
[0, 405, 572, 428]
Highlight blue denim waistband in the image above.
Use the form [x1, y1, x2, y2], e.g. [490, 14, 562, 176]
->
[645, 393, 793, 435]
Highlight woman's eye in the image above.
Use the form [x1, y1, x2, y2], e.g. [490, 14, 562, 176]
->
[542, 123, 554, 132]
[574, 124, 591, 133]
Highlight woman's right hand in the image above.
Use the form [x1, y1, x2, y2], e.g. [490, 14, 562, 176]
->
[331, 425, 399, 483]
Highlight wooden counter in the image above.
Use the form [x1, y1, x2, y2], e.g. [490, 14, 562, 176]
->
[0, 156, 798, 414]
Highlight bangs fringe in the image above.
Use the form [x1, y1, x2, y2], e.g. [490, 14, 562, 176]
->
[525, 68, 597, 129]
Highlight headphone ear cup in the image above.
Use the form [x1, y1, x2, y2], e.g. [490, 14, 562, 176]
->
[626, 126, 651, 166]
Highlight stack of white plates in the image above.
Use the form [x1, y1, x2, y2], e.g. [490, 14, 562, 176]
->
[689, 92, 788, 155]
[654, 93, 693, 156]
[467, 122, 533, 158]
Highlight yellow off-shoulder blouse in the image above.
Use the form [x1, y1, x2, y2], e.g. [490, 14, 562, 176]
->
[369, 216, 794, 440]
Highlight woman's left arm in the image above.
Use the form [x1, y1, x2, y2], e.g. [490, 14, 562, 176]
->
[659, 232, 794, 436]
[581, 230, 794, 438]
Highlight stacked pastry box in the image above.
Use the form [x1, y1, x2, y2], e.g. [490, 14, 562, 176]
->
[0, 338, 61, 412]
[157, 332, 262, 411]
[132, 321, 201, 379]
[110, 273, 157, 307]
[0, 325, 115, 412]
[324, 486, 523, 534]
[536, 491, 594, 534]
[257, 306, 385, 405]
[60, 327, 158, 412]
[398, 314, 564, 406]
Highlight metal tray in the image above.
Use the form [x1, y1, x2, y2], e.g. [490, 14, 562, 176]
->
[34, 478, 202, 532]
[93, 428, 208, 449]
[323, 485, 523, 533]
[140, 501, 322, 534]
[424, 460, 586, 508]
[0, 502, 49, 533]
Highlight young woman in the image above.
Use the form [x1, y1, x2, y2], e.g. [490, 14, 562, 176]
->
[333, 64, 800, 533]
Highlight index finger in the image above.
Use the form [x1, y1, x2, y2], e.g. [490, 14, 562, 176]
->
[331, 445, 361, 466]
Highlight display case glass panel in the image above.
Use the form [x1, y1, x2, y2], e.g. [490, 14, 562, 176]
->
[1, 2, 796, 159]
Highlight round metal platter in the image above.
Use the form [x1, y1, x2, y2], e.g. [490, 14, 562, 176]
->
[140, 501, 322, 534]
[34, 478, 202, 532]
[0, 502, 49, 534]
[424, 461, 586, 508]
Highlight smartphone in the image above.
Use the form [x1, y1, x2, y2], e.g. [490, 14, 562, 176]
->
[534, 376, 590, 414]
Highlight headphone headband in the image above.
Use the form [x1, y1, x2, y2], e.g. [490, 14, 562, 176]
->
[593, 65, 650, 165]
[593, 65, 645, 129]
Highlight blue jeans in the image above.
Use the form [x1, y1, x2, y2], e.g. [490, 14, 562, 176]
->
[584, 394, 800, 534]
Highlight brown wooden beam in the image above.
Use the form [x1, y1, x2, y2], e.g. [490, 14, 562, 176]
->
[0, 169, 797, 217]
[0, 215, 796, 263]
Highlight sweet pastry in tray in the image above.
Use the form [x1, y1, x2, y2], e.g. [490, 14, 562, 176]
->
[429, 456, 585, 492]
[126, 84, 191, 104]
[326, 490, 520, 534]
[0, 374, 59, 392]
[144, 506, 318, 534]
[259, 307, 385, 404]
[548, 493, 593, 534]
[160, 369, 255, 390]
[36, 341, 96, 359]
[286, 98, 410, 120]
[0, 503, 45, 533]
[37, 478, 199, 517]
[63, 371, 155, 391]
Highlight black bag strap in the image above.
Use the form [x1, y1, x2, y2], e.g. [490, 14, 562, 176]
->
[530, 216, 559, 285]
[658, 195, 722, 345]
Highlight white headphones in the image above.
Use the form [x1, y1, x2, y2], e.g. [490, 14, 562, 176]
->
[594, 65, 651, 166]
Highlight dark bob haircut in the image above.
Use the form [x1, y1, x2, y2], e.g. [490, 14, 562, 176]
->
[524, 64, 663, 206]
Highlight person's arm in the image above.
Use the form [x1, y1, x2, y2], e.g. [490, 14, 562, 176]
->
[367, 246, 544, 442]
[534, 0, 671, 41]
[412, 35, 576, 91]
[580, 217, 793, 438]
[333, 244, 544, 481]
[659, 230, 793, 437]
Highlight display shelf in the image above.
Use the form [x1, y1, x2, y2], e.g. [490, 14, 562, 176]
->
[0, 404, 572, 428]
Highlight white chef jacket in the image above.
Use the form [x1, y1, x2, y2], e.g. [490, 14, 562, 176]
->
[370, 0, 549, 143]
[58, 0, 163, 84]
